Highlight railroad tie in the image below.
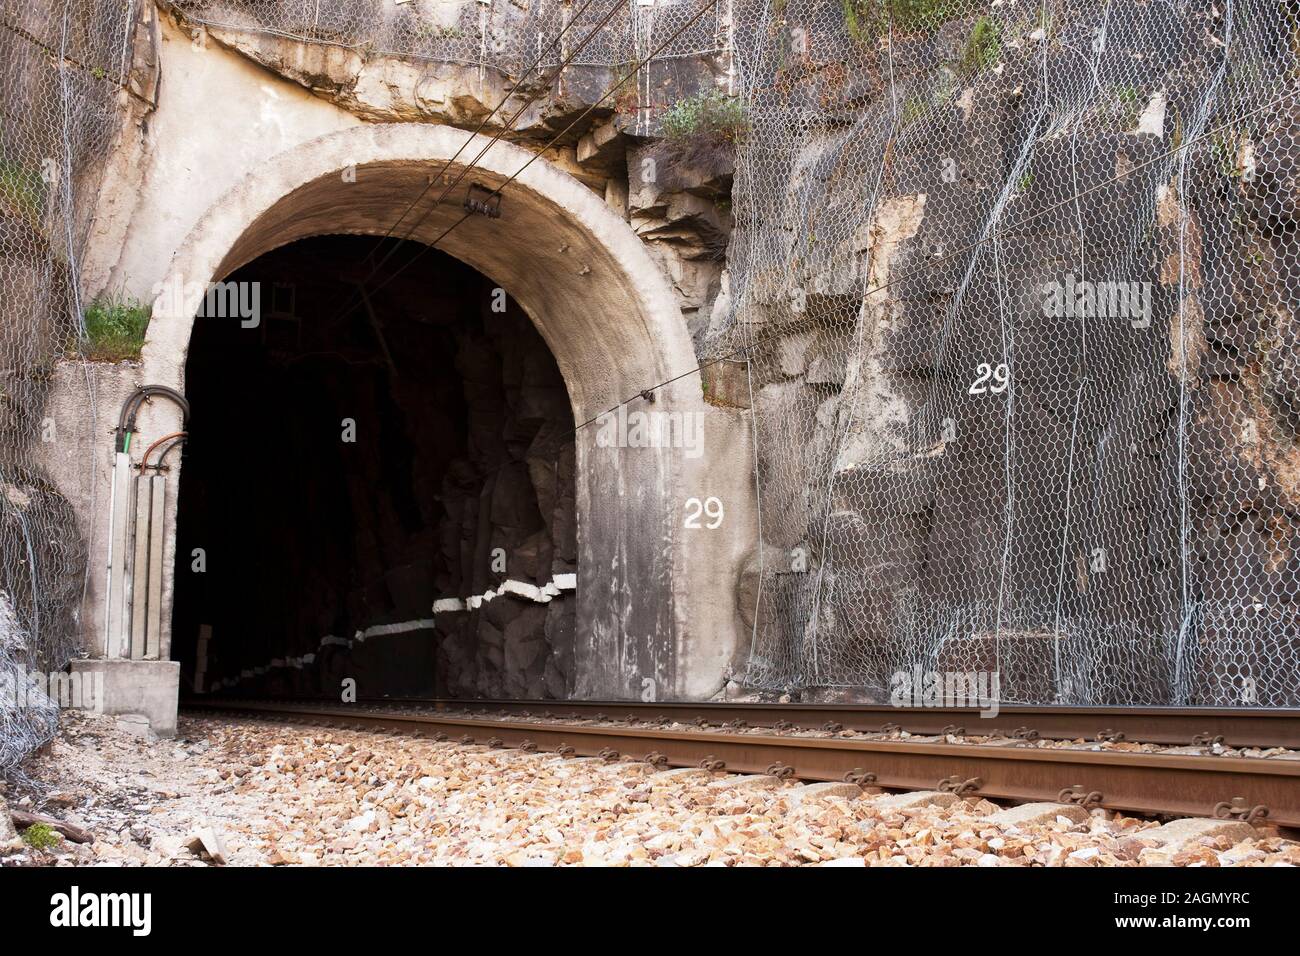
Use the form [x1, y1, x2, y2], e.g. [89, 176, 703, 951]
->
[869, 790, 959, 811]
[1140, 818, 1260, 852]
[983, 802, 1091, 828]
[785, 782, 873, 806]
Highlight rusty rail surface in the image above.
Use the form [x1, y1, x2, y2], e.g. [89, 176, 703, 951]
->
[190, 696, 1300, 747]
[421, 698, 1300, 750]
[184, 699, 1300, 828]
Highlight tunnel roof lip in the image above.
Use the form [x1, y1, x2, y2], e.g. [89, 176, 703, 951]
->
[143, 121, 700, 419]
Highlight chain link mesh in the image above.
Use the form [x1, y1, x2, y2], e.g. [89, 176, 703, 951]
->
[1, 0, 129, 771]
[2, 0, 1298, 767]
[720, 0, 1300, 706]
[167, 0, 727, 84]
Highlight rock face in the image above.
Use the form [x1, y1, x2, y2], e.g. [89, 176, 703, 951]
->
[722, 2, 1300, 705]
[0, 795, 22, 855]
[429, 308, 580, 698]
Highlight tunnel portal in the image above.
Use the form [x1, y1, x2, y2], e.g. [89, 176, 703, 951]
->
[172, 236, 578, 700]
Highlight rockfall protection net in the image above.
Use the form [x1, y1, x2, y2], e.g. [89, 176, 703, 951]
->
[721, 0, 1300, 706]
[166, 0, 728, 87]
[0, 0, 128, 771]
[1, 0, 1298, 756]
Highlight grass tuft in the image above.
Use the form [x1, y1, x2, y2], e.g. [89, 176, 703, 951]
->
[660, 89, 748, 146]
[845, 0, 960, 41]
[21, 823, 61, 851]
[82, 297, 151, 362]
[0, 159, 47, 224]
[960, 16, 1002, 77]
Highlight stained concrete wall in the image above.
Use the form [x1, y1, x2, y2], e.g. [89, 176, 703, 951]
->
[34, 362, 142, 660]
[85, 13, 362, 302]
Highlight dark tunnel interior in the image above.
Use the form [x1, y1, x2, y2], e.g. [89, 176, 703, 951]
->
[171, 235, 579, 702]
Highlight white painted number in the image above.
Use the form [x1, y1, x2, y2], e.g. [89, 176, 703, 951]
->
[684, 496, 724, 529]
[968, 362, 1009, 395]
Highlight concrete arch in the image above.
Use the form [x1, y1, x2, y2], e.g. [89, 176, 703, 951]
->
[138, 122, 744, 700]
[144, 123, 696, 417]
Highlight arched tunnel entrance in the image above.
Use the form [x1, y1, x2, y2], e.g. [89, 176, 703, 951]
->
[132, 123, 750, 708]
[172, 236, 577, 700]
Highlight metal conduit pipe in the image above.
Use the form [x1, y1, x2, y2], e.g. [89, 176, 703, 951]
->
[105, 387, 192, 656]
[140, 431, 187, 471]
[155, 437, 187, 470]
[115, 384, 190, 453]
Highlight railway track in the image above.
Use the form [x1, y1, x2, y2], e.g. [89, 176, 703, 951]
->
[184, 698, 1300, 829]
[422, 698, 1300, 750]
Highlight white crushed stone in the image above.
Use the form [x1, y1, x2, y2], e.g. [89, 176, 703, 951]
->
[3, 711, 1298, 867]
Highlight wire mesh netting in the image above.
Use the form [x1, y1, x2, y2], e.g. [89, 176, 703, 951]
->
[720, 0, 1300, 705]
[0, 0, 129, 771]
[167, 0, 728, 96]
[2, 0, 1298, 769]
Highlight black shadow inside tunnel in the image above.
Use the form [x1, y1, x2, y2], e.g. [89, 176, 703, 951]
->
[171, 235, 578, 702]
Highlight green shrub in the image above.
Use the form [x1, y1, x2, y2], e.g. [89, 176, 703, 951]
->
[0, 159, 47, 223]
[660, 90, 748, 146]
[21, 823, 61, 851]
[960, 17, 1001, 77]
[1096, 83, 1144, 129]
[845, 0, 960, 40]
[82, 297, 151, 362]
[899, 93, 930, 128]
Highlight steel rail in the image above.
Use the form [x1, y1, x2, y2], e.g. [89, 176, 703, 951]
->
[427, 699, 1300, 750]
[184, 699, 1300, 828]
[192, 696, 1300, 749]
